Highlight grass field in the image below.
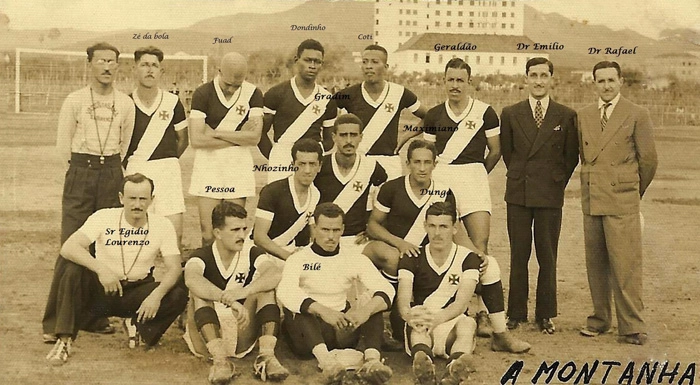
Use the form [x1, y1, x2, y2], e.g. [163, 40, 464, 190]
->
[1, 112, 698, 384]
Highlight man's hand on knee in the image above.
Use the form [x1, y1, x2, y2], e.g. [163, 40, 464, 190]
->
[98, 268, 123, 297]
[344, 306, 371, 331]
[137, 291, 163, 323]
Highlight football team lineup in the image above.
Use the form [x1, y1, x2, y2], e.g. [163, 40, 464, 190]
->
[4, 1, 698, 384]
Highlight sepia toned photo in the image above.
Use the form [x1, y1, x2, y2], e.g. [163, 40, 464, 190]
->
[0, 1, 698, 383]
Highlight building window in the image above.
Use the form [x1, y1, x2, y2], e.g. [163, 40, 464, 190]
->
[413, 21, 417, 26]
[469, 11, 474, 16]
[511, 23, 515, 28]
[426, 53, 431, 63]
[501, 56, 505, 65]
[376, 9, 379, 14]
[376, 20, 379, 25]
[511, 12, 515, 17]
[447, 11, 452, 16]
[502, 12, 506, 17]
[469, 22, 474, 27]
[399, 9, 402, 14]
[492, 11, 497, 17]
[399, 20, 403, 25]
[376, 30, 379, 36]
[502, 1, 507, 5]
[436, 21, 440, 26]
[489, 56, 493, 64]
[436, 10, 440, 15]
[436, 0, 440, 3]
[513, 57, 517, 65]
[446, 22, 451, 27]
[414, 53, 418, 63]
[413, 10, 417, 14]
[414, 0, 418, 3]
[458, 22, 463, 27]
[459, 0, 464, 4]
[470, 0, 474, 5]
[502, 23, 506, 28]
[413, 32, 417, 36]
[458, 11, 463, 16]
[407, 19, 410, 24]
[512, 1, 515, 5]
[476, 56, 480, 64]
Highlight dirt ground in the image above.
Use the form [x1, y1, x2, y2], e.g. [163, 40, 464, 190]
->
[0, 113, 698, 384]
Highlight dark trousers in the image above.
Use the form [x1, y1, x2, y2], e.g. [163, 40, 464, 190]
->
[42, 153, 123, 335]
[506, 203, 562, 320]
[282, 308, 384, 358]
[53, 259, 188, 344]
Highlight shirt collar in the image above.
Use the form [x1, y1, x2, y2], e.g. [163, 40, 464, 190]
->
[598, 93, 621, 110]
[528, 95, 550, 114]
[311, 242, 339, 257]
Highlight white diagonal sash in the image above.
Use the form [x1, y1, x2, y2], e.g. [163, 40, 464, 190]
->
[215, 81, 257, 132]
[333, 157, 376, 213]
[357, 84, 404, 154]
[273, 188, 320, 247]
[131, 92, 178, 163]
[277, 88, 331, 145]
[403, 183, 449, 246]
[438, 101, 489, 164]
[423, 246, 468, 312]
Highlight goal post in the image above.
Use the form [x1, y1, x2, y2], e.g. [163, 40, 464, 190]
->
[14, 47, 208, 114]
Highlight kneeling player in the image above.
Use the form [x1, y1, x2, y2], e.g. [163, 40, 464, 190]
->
[277, 203, 394, 385]
[397, 202, 530, 385]
[184, 201, 289, 384]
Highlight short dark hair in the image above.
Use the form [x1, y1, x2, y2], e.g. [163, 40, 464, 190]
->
[444, 58, 471, 77]
[407, 139, 437, 161]
[425, 201, 457, 223]
[211, 201, 247, 230]
[121, 173, 154, 195]
[592, 61, 621, 80]
[525, 57, 553, 75]
[333, 113, 364, 133]
[134, 46, 164, 63]
[313, 202, 345, 223]
[296, 39, 324, 58]
[291, 138, 323, 163]
[363, 44, 388, 63]
[87, 42, 120, 62]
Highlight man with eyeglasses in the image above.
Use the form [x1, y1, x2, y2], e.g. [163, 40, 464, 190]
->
[43, 42, 135, 344]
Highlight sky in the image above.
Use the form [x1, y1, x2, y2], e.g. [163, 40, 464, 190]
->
[1, 0, 699, 39]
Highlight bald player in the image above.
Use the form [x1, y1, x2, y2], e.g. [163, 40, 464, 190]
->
[189, 52, 263, 246]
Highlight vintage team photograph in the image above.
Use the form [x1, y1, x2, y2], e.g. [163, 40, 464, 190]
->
[0, 0, 698, 384]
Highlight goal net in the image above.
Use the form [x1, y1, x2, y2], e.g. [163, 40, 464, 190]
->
[14, 48, 208, 114]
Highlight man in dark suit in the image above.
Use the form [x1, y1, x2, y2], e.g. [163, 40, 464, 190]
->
[577, 61, 657, 345]
[500, 57, 579, 334]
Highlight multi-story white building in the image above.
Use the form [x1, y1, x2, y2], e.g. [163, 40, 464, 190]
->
[374, 0, 525, 53]
[389, 33, 545, 75]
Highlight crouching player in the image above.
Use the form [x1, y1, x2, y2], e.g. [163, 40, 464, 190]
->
[184, 201, 289, 384]
[398, 202, 530, 385]
[277, 203, 394, 385]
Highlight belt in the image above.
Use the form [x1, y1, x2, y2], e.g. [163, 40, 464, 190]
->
[70, 153, 121, 168]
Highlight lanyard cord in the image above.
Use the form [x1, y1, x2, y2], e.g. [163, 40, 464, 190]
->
[89, 87, 116, 159]
[119, 209, 150, 280]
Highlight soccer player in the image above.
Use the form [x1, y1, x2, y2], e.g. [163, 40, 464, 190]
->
[261, 39, 337, 183]
[44, 42, 135, 342]
[188, 52, 263, 246]
[334, 44, 427, 179]
[254, 139, 322, 260]
[124, 46, 188, 251]
[45, 174, 187, 366]
[397, 202, 531, 385]
[421, 58, 501, 255]
[277, 203, 394, 385]
[184, 201, 289, 384]
[314, 113, 387, 252]
[364, 139, 482, 341]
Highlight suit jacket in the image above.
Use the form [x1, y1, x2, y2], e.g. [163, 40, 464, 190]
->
[501, 99, 579, 208]
[578, 96, 658, 216]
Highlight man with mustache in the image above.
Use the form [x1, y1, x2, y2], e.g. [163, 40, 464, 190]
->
[500, 57, 579, 334]
[314, 113, 387, 263]
[277, 203, 394, 385]
[260, 39, 338, 183]
[45, 173, 187, 365]
[124, 46, 189, 252]
[577, 61, 657, 345]
[397, 202, 530, 385]
[184, 201, 289, 384]
[188, 52, 263, 246]
[43, 42, 135, 343]
[254, 139, 322, 261]
[333, 44, 427, 179]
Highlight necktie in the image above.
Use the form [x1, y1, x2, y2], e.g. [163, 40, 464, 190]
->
[601, 102, 612, 131]
[534, 100, 543, 129]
